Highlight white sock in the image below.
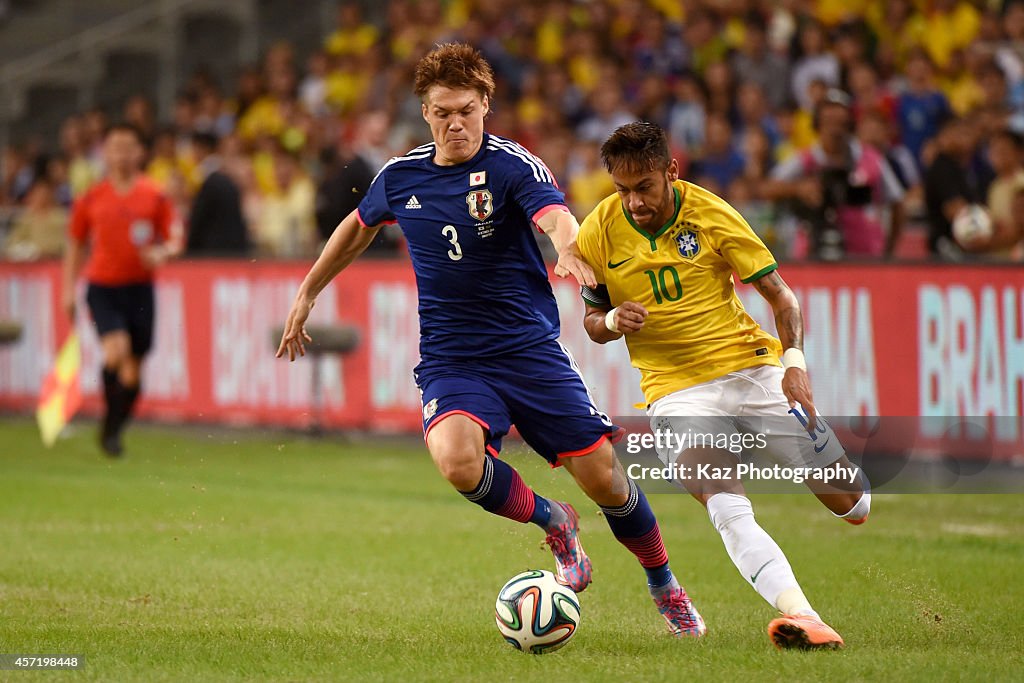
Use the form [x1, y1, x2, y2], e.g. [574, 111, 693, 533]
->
[835, 491, 871, 522]
[706, 492, 815, 616]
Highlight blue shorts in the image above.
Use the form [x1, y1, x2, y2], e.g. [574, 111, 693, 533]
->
[415, 339, 621, 466]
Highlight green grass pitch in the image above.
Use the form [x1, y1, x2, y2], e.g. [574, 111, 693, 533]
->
[0, 419, 1022, 682]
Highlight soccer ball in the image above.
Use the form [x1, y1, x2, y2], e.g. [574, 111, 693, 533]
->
[952, 204, 993, 246]
[494, 569, 580, 654]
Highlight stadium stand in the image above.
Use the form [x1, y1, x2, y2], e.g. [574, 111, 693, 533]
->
[2, 0, 1023, 262]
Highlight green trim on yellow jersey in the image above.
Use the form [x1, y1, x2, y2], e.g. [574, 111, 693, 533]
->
[576, 179, 784, 405]
[740, 262, 779, 284]
[621, 186, 682, 250]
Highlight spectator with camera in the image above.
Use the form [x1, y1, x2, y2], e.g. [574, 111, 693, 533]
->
[762, 90, 905, 259]
[971, 128, 1024, 258]
[923, 117, 987, 258]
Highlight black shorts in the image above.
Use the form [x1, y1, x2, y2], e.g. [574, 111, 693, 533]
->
[85, 282, 155, 357]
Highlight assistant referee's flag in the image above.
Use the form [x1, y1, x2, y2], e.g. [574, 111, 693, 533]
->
[36, 332, 82, 447]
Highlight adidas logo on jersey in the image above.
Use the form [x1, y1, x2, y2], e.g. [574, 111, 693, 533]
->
[405, 195, 422, 209]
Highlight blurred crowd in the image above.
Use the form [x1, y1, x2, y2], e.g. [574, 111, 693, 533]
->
[3, 0, 1024, 262]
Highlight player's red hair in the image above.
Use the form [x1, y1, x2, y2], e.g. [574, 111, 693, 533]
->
[413, 43, 496, 102]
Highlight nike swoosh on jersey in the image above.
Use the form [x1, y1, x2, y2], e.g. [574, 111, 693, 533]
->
[813, 437, 831, 453]
[608, 257, 634, 269]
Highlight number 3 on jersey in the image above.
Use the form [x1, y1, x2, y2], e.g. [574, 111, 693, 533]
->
[442, 225, 463, 261]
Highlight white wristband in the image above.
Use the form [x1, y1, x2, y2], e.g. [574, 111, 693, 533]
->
[604, 307, 621, 334]
[782, 348, 807, 371]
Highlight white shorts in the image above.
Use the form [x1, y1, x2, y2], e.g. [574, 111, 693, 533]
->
[647, 364, 846, 470]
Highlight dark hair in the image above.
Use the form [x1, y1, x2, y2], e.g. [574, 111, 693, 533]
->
[812, 88, 852, 129]
[990, 127, 1024, 150]
[104, 122, 143, 142]
[600, 121, 672, 175]
[743, 10, 767, 33]
[413, 42, 496, 101]
[28, 176, 54, 193]
[978, 59, 1007, 82]
[154, 125, 177, 141]
[938, 116, 967, 135]
[191, 130, 220, 152]
[905, 47, 935, 69]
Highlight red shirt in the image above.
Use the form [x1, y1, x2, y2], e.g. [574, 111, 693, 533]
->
[69, 178, 176, 286]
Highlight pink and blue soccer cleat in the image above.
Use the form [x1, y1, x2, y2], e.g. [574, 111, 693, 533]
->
[654, 586, 707, 637]
[544, 502, 593, 593]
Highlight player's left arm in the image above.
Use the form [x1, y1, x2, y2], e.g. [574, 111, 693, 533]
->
[504, 147, 596, 287]
[576, 207, 637, 342]
[278, 209, 381, 360]
[707, 199, 818, 426]
[535, 208, 597, 288]
[142, 193, 184, 267]
[751, 270, 817, 429]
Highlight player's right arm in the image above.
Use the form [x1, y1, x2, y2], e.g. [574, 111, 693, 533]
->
[576, 202, 647, 343]
[61, 242, 87, 321]
[62, 191, 91, 321]
[584, 300, 648, 343]
[280, 160, 396, 361]
[276, 209, 381, 361]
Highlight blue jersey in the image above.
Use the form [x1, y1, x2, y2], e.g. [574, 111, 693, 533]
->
[897, 91, 951, 167]
[357, 133, 566, 360]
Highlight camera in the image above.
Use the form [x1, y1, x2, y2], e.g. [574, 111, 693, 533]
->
[799, 164, 872, 260]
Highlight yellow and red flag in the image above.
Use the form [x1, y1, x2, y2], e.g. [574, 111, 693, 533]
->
[36, 333, 82, 447]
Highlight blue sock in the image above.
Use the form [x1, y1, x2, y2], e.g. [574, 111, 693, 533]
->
[530, 496, 552, 528]
[600, 479, 674, 587]
[645, 562, 674, 589]
[459, 454, 545, 526]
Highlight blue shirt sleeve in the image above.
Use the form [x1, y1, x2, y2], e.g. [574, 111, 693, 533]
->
[356, 164, 396, 226]
[502, 145, 566, 221]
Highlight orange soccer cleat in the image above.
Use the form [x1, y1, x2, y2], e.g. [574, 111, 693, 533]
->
[768, 614, 845, 650]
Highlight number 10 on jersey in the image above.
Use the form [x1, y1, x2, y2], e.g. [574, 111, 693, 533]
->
[644, 266, 682, 304]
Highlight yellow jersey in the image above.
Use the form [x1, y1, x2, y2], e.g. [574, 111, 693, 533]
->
[577, 179, 782, 404]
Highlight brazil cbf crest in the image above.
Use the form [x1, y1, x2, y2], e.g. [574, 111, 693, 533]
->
[467, 189, 493, 221]
[676, 229, 700, 259]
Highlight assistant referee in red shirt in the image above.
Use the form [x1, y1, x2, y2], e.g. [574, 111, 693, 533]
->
[62, 124, 182, 456]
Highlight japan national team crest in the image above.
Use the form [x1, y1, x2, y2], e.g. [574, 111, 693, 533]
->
[466, 189, 493, 221]
[676, 230, 700, 259]
[423, 397, 439, 421]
